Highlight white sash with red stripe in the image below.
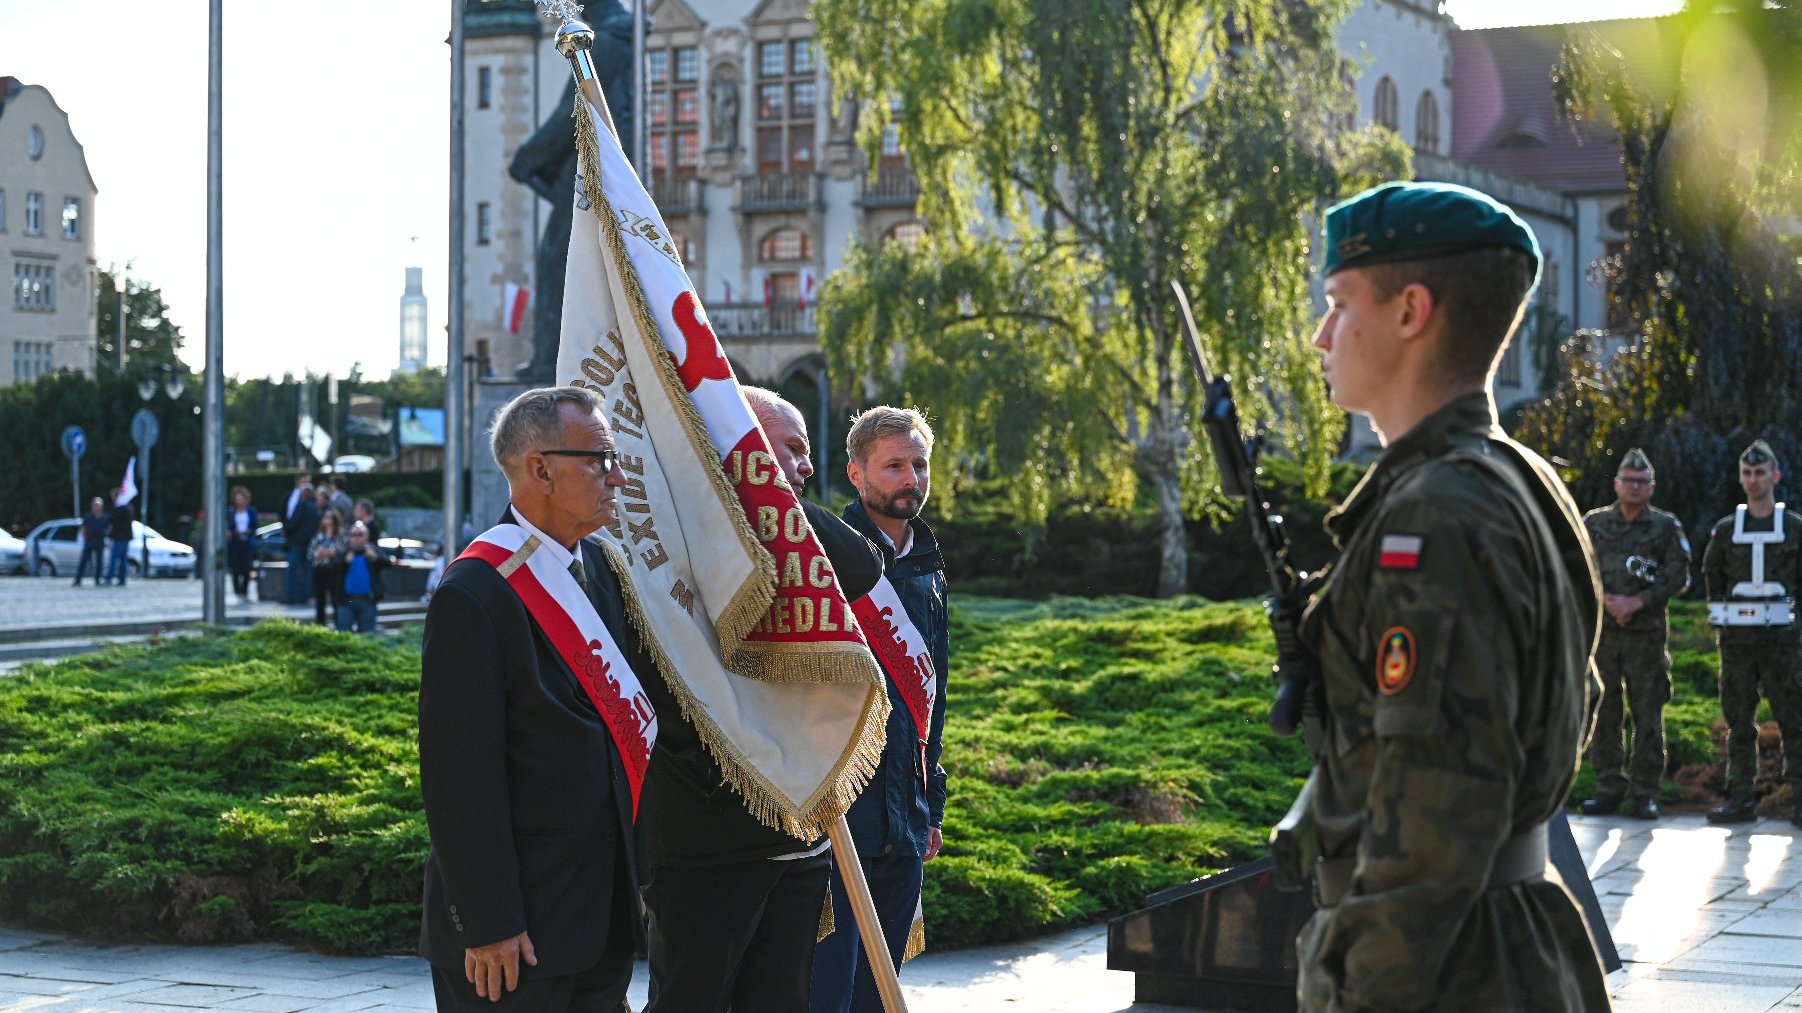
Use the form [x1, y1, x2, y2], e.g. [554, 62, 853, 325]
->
[456, 524, 658, 815]
[849, 574, 937, 792]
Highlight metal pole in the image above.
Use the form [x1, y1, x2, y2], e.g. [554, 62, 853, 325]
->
[202, 0, 226, 624]
[445, 0, 467, 557]
[817, 364, 830, 501]
[632, 0, 646, 171]
[116, 274, 126, 370]
[140, 445, 151, 575]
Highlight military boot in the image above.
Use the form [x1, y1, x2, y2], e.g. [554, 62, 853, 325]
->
[1707, 796, 1757, 824]
[1579, 793, 1624, 816]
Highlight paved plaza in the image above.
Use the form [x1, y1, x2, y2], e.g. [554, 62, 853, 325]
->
[0, 813, 1797, 1011]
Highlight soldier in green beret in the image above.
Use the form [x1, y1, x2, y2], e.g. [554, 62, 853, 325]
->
[1284, 180, 1610, 1011]
[1579, 448, 1690, 820]
[1701, 439, 1802, 826]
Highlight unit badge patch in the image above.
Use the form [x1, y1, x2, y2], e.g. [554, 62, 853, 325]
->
[1377, 626, 1416, 695]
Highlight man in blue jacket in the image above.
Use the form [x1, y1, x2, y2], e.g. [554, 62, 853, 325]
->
[812, 405, 949, 1013]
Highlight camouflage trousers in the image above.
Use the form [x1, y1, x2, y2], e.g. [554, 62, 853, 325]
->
[1719, 636, 1802, 799]
[1589, 631, 1671, 800]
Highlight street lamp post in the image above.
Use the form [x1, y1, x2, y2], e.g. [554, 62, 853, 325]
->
[202, 0, 226, 625]
[135, 364, 184, 540]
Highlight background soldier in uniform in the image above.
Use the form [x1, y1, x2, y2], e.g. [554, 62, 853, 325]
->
[1287, 181, 1610, 1011]
[1701, 440, 1802, 826]
[1579, 448, 1691, 819]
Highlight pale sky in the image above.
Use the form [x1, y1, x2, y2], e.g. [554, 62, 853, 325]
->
[5, 0, 1682, 380]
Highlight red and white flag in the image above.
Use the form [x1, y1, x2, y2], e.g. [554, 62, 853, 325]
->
[762, 275, 774, 309]
[116, 458, 138, 506]
[799, 267, 816, 312]
[503, 281, 531, 334]
[555, 90, 887, 840]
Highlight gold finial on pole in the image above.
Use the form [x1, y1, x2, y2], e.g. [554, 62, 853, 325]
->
[537, 1, 621, 138]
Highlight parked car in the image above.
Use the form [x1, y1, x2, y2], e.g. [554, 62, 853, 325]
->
[256, 521, 286, 563]
[25, 518, 197, 578]
[0, 529, 25, 574]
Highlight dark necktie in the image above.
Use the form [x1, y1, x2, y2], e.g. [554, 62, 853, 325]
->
[568, 558, 588, 593]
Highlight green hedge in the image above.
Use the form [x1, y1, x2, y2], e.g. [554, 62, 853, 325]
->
[0, 600, 1740, 954]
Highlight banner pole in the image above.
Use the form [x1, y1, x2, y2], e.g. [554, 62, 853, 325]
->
[827, 816, 910, 1013]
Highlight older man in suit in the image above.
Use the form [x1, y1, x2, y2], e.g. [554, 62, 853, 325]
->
[419, 386, 654, 1011]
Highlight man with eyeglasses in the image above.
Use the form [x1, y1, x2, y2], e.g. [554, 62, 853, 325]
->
[1578, 448, 1690, 820]
[1702, 439, 1802, 827]
[418, 386, 654, 1011]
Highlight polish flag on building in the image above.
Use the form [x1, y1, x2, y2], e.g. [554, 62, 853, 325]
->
[721, 277, 733, 303]
[798, 267, 816, 312]
[762, 274, 773, 309]
[503, 281, 531, 334]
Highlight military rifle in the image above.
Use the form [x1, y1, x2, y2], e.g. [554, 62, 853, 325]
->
[1169, 280, 1317, 738]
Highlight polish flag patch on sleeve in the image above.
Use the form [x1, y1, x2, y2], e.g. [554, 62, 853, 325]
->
[1378, 534, 1423, 570]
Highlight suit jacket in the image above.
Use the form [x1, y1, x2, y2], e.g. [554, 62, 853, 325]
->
[635, 497, 888, 867]
[418, 510, 645, 975]
[283, 491, 319, 545]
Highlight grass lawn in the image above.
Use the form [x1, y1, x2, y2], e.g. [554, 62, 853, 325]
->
[0, 598, 1754, 954]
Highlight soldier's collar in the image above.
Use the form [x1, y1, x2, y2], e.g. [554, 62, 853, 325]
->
[1327, 393, 1498, 540]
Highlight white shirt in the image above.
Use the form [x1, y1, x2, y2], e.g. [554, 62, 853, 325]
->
[875, 521, 915, 561]
[509, 507, 579, 577]
[286, 487, 303, 520]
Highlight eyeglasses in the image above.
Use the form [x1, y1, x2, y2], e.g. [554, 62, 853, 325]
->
[541, 448, 620, 475]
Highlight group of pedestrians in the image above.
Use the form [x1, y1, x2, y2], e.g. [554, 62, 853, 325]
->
[278, 472, 387, 632]
[70, 491, 140, 587]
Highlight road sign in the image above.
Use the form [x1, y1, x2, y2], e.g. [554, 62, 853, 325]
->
[61, 425, 87, 460]
[131, 408, 160, 450]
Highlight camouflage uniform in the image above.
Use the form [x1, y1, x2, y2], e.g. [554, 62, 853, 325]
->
[1582, 501, 1690, 802]
[1294, 394, 1610, 1012]
[1702, 507, 1802, 803]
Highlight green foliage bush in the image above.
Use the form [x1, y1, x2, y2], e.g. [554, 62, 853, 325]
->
[0, 599, 1737, 955]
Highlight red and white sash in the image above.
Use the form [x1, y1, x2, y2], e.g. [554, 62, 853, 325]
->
[456, 524, 658, 815]
[850, 574, 937, 791]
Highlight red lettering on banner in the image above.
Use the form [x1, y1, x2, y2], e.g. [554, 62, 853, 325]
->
[670, 291, 733, 392]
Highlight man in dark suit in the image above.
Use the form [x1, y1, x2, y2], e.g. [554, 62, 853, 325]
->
[419, 386, 648, 1011]
[282, 472, 319, 604]
[636, 387, 887, 1013]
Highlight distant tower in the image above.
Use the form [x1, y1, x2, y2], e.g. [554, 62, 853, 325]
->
[399, 267, 428, 374]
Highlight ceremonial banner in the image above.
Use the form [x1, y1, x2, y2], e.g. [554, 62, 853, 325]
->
[555, 96, 888, 840]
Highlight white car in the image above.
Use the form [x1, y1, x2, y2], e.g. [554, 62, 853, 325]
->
[25, 518, 197, 578]
[0, 529, 25, 574]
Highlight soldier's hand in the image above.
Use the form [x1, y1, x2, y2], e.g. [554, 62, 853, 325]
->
[465, 930, 537, 1001]
[1618, 595, 1644, 621]
[924, 826, 944, 861]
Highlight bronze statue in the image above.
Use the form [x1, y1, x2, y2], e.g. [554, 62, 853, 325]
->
[508, 0, 637, 381]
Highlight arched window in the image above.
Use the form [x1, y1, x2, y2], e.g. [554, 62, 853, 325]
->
[882, 221, 926, 248]
[1373, 76, 1399, 131]
[1414, 91, 1440, 154]
[759, 227, 811, 262]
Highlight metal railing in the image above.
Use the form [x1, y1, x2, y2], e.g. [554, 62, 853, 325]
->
[736, 172, 818, 212]
[707, 300, 817, 339]
[857, 164, 919, 207]
[649, 176, 703, 216]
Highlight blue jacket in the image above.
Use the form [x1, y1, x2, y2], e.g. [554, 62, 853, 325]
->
[842, 498, 949, 858]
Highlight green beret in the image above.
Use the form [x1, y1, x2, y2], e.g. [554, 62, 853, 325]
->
[1323, 181, 1542, 281]
[1617, 448, 1653, 474]
[1742, 439, 1779, 468]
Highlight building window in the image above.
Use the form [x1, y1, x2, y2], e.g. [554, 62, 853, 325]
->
[752, 34, 819, 175]
[27, 126, 43, 161]
[62, 197, 80, 240]
[759, 41, 786, 78]
[760, 227, 811, 262]
[879, 97, 905, 162]
[1373, 77, 1398, 131]
[477, 66, 492, 109]
[25, 192, 44, 235]
[13, 341, 56, 382]
[647, 39, 702, 200]
[1414, 91, 1439, 154]
[476, 202, 492, 246]
[883, 221, 926, 248]
[1496, 339, 1522, 388]
[13, 262, 55, 312]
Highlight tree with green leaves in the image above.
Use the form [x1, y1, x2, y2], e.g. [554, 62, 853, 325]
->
[812, 0, 1407, 595]
[95, 268, 187, 373]
[1523, 2, 1801, 533]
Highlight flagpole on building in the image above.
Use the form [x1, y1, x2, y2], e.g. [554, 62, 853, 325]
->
[445, 0, 468, 559]
[201, 0, 226, 625]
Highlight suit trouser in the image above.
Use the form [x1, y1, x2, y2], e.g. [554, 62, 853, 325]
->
[285, 544, 312, 603]
[809, 850, 924, 1013]
[1588, 630, 1671, 799]
[74, 543, 104, 584]
[429, 942, 632, 1013]
[1720, 635, 1802, 798]
[642, 853, 830, 1013]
